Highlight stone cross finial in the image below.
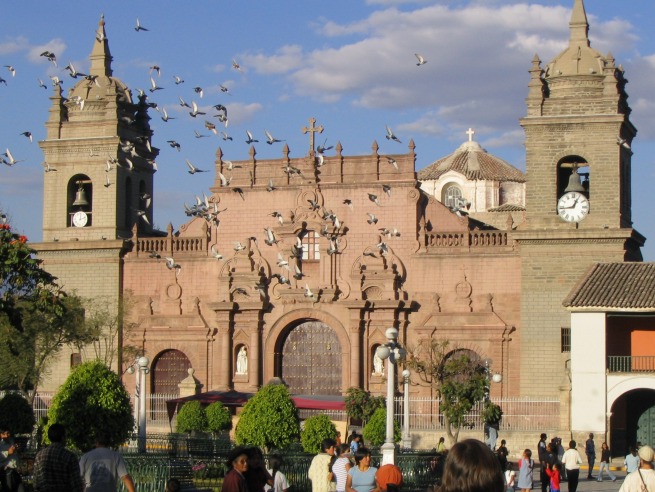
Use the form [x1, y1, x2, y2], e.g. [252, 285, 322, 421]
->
[302, 117, 324, 154]
[466, 128, 475, 142]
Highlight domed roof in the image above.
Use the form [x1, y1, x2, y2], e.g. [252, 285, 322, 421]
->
[418, 132, 526, 183]
[545, 0, 605, 78]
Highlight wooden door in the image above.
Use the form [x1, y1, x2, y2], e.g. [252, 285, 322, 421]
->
[282, 321, 341, 395]
[151, 349, 192, 395]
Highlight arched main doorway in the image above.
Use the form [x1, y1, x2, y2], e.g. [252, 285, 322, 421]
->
[610, 389, 655, 457]
[150, 349, 192, 395]
[279, 320, 342, 395]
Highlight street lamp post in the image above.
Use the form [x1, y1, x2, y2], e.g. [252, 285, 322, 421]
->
[402, 369, 411, 449]
[137, 356, 150, 453]
[375, 327, 405, 465]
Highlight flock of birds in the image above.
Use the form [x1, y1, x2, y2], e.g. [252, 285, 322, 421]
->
[1, 16, 430, 298]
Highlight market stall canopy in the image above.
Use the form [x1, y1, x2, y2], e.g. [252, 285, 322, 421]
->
[166, 390, 346, 421]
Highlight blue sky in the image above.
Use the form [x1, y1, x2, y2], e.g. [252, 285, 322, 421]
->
[1, 0, 654, 259]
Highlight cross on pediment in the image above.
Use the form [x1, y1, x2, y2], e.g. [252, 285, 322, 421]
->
[302, 117, 324, 155]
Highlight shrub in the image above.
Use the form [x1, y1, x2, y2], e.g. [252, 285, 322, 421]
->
[46, 360, 133, 451]
[362, 407, 400, 448]
[482, 401, 503, 424]
[0, 393, 35, 435]
[301, 414, 337, 454]
[235, 384, 299, 451]
[205, 401, 232, 433]
[177, 401, 209, 433]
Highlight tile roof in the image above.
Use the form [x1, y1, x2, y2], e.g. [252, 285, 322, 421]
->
[418, 140, 526, 182]
[563, 262, 655, 311]
[487, 203, 526, 212]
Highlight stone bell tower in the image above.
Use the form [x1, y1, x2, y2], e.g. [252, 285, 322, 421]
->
[514, 0, 645, 399]
[39, 15, 158, 242]
[33, 16, 159, 388]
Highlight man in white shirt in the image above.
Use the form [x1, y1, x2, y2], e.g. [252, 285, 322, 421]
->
[625, 446, 640, 474]
[619, 445, 655, 492]
[562, 440, 583, 492]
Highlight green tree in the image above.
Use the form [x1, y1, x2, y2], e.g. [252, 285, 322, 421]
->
[405, 340, 488, 445]
[344, 387, 385, 426]
[234, 384, 300, 451]
[205, 401, 232, 433]
[362, 407, 401, 448]
[176, 401, 209, 433]
[46, 360, 134, 451]
[0, 221, 95, 399]
[301, 414, 337, 454]
[0, 392, 35, 435]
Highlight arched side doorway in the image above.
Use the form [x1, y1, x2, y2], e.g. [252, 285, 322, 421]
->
[610, 389, 655, 457]
[150, 349, 192, 395]
[278, 320, 342, 395]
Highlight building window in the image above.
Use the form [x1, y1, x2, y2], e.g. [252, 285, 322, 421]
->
[561, 327, 571, 353]
[301, 231, 320, 260]
[444, 185, 462, 209]
[70, 353, 82, 368]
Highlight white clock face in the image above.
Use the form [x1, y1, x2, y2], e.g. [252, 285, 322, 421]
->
[72, 211, 88, 228]
[557, 192, 589, 223]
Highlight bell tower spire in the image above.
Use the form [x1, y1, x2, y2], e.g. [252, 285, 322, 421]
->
[569, 0, 590, 48]
[90, 14, 112, 77]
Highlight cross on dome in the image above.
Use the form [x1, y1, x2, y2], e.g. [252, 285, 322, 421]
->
[466, 128, 475, 142]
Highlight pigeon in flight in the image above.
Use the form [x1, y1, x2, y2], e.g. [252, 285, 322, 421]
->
[245, 130, 259, 144]
[149, 65, 161, 76]
[382, 184, 392, 197]
[232, 59, 242, 72]
[173, 75, 184, 85]
[266, 180, 277, 192]
[4, 66, 16, 77]
[20, 132, 32, 142]
[386, 156, 398, 170]
[304, 284, 315, 298]
[40, 51, 57, 66]
[317, 139, 333, 154]
[277, 253, 290, 270]
[265, 130, 284, 145]
[185, 159, 208, 174]
[167, 140, 181, 151]
[135, 18, 149, 32]
[37, 78, 47, 89]
[367, 213, 378, 225]
[149, 76, 163, 92]
[42, 162, 57, 173]
[220, 131, 233, 141]
[160, 108, 175, 122]
[205, 121, 218, 134]
[104, 174, 112, 187]
[220, 84, 231, 95]
[3, 149, 24, 166]
[193, 86, 204, 98]
[414, 53, 427, 66]
[194, 130, 209, 139]
[164, 257, 181, 276]
[210, 245, 224, 260]
[189, 101, 206, 117]
[385, 125, 402, 143]
[368, 193, 381, 206]
[179, 96, 191, 108]
[0, 76, 6, 86]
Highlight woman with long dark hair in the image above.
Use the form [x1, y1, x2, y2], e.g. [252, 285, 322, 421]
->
[438, 439, 505, 492]
[346, 446, 377, 492]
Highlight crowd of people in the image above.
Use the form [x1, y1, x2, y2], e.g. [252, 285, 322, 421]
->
[3, 421, 655, 492]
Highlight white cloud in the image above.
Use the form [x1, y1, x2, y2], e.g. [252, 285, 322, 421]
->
[243, 45, 304, 75]
[28, 38, 67, 64]
[0, 36, 29, 56]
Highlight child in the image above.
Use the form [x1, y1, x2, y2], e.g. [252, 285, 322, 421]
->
[516, 449, 533, 492]
[504, 462, 516, 492]
[545, 462, 561, 492]
[331, 443, 352, 492]
[266, 455, 290, 492]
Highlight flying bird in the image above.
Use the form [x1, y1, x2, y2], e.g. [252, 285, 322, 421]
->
[189, 101, 205, 117]
[164, 257, 181, 276]
[317, 139, 333, 154]
[173, 75, 184, 85]
[193, 86, 204, 98]
[385, 125, 402, 143]
[386, 156, 398, 170]
[0, 77, 6, 86]
[293, 264, 306, 280]
[272, 273, 290, 285]
[367, 213, 378, 225]
[160, 108, 174, 122]
[232, 59, 242, 72]
[266, 179, 276, 192]
[20, 132, 32, 142]
[382, 184, 392, 197]
[194, 130, 208, 138]
[179, 96, 191, 108]
[147, 250, 161, 259]
[135, 18, 149, 32]
[220, 84, 231, 95]
[218, 172, 231, 187]
[304, 284, 315, 298]
[264, 228, 278, 246]
[37, 78, 47, 89]
[414, 53, 428, 66]
[42, 162, 57, 173]
[149, 65, 161, 76]
[245, 130, 258, 144]
[234, 241, 246, 252]
[167, 140, 181, 151]
[104, 174, 112, 187]
[205, 121, 218, 134]
[149, 76, 163, 92]
[220, 131, 233, 141]
[210, 245, 224, 261]
[265, 130, 284, 145]
[233, 188, 245, 200]
[40, 51, 57, 66]
[185, 159, 207, 174]
[368, 193, 381, 206]
[277, 253, 290, 270]
[4, 149, 24, 166]
[617, 136, 631, 150]
[4, 65, 16, 77]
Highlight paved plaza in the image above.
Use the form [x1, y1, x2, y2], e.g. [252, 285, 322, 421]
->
[526, 466, 628, 492]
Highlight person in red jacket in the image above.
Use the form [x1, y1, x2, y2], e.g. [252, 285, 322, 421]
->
[545, 463, 561, 492]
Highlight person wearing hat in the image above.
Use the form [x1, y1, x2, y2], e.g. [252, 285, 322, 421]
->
[223, 446, 249, 492]
[375, 464, 403, 492]
[619, 445, 655, 492]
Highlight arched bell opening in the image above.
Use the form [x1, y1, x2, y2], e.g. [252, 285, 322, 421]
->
[67, 174, 93, 227]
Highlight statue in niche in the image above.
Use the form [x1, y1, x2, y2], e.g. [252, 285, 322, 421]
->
[373, 351, 384, 375]
[236, 346, 248, 374]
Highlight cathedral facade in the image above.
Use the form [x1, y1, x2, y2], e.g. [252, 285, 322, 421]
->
[33, 0, 652, 447]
